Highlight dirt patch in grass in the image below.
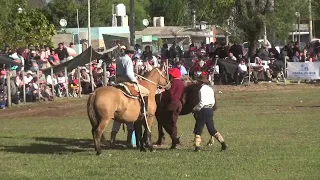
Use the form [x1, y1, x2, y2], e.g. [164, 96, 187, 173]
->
[0, 99, 87, 119]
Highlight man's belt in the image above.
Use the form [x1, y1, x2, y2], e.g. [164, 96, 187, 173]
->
[203, 104, 213, 109]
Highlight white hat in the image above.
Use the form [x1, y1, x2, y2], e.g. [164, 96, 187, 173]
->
[9, 53, 19, 60]
[26, 70, 33, 75]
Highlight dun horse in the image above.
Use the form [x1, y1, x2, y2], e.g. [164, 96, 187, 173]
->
[87, 67, 169, 155]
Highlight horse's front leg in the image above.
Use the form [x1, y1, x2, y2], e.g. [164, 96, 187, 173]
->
[145, 115, 155, 152]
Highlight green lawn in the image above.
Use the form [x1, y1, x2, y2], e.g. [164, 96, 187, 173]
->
[1, 85, 320, 180]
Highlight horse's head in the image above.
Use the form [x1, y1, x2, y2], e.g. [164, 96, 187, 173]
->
[146, 65, 170, 88]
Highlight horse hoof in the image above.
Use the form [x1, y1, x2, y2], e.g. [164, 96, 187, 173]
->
[140, 148, 147, 152]
[150, 149, 156, 152]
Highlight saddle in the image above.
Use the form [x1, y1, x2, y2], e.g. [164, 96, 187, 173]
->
[114, 83, 140, 99]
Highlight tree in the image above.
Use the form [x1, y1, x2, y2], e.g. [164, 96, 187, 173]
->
[149, 0, 190, 26]
[0, 0, 55, 49]
[41, 0, 79, 28]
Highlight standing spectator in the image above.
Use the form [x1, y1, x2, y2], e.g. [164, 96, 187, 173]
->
[292, 51, 300, 62]
[28, 51, 39, 72]
[133, 44, 142, 59]
[39, 47, 49, 69]
[0, 70, 7, 109]
[141, 45, 152, 60]
[80, 68, 91, 94]
[67, 42, 77, 60]
[161, 43, 170, 62]
[176, 61, 188, 76]
[300, 49, 307, 62]
[55, 43, 69, 63]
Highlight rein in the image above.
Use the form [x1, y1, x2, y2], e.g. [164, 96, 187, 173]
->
[135, 68, 170, 88]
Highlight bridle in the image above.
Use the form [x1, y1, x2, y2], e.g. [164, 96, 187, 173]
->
[135, 68, 170, 88]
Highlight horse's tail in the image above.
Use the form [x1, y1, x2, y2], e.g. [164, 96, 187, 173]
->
[87, 92, 100, 129]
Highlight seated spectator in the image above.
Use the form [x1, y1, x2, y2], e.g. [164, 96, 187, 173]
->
[227, 52, 237, 61]
[56, 71, 67, 91]
[48, 49, 60, 66]
[236, 60, 247, 85]
[24, 70, 34, 84]
[66, 42, 77, 61]
[30, 77, 44, 101]
[69, 72, 80, 97]
[267, 58, 282, 82]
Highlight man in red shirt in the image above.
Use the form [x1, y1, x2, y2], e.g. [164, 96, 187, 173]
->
[158, 68, 184, 149]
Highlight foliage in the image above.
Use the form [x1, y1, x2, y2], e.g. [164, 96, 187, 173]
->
[42, 0, 149, 30]
[190, 0, 235, 26]
[41, 0, 79, 28]
[149, 0, 190, 26]
[0, 0, 55, 49]
[0, 87, 320, 179]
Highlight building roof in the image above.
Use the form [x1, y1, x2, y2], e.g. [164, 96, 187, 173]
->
[141, 26, 230, 38]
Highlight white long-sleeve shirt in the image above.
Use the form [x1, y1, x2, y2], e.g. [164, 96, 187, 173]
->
[193, 84, 215, 111]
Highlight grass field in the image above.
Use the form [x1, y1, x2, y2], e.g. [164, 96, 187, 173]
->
[1, 84, 320, 180]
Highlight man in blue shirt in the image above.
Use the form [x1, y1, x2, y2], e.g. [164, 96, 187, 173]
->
[112, 45, 150, 148]
[176, 61, 188, 76]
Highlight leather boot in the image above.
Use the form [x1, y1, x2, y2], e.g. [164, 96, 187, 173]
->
[194, 134, 202, 152]
[126, 130, 134, 148]
[214, 132, 228, 151]
[110, 131, 117, 146]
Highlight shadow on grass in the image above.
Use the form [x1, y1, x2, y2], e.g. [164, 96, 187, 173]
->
[0, 137, 137, 154]
[0, 143, 87, 154]
[294, 105, 320, 108]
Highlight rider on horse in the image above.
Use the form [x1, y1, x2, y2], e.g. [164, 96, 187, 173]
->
[116, 45, 150, 109]
[111, 45, 150, 147]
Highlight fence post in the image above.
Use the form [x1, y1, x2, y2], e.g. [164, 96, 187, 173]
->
[284, 57, 287, 85]
[103, 62, 107, 86]
[51, 68, 55, 99]
[6, 72, 11, 108]
[77, 66, 82, 98]
[64, 66, 69, 98]
[22, 70, 26, 103]
[37, 69, 40, 102]
[89, 62, 95, 92]
[248, 57, 251, 86]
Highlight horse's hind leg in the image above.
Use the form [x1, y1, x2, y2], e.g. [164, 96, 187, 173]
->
[93, 119, 111, 155]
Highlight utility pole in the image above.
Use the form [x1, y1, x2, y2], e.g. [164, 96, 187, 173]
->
[88, 0, 91, 47]
[129, 0, 135, 46]
[309, 0, 313, 41]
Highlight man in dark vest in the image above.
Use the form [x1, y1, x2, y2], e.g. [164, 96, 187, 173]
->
[192, 73, 228, 152]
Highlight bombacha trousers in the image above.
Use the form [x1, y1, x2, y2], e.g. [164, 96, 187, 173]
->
[193, 108, 217, 136]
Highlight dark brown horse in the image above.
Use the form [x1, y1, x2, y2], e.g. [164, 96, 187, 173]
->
[154, 82, 202, 145]
[133, 81, 202, 148]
